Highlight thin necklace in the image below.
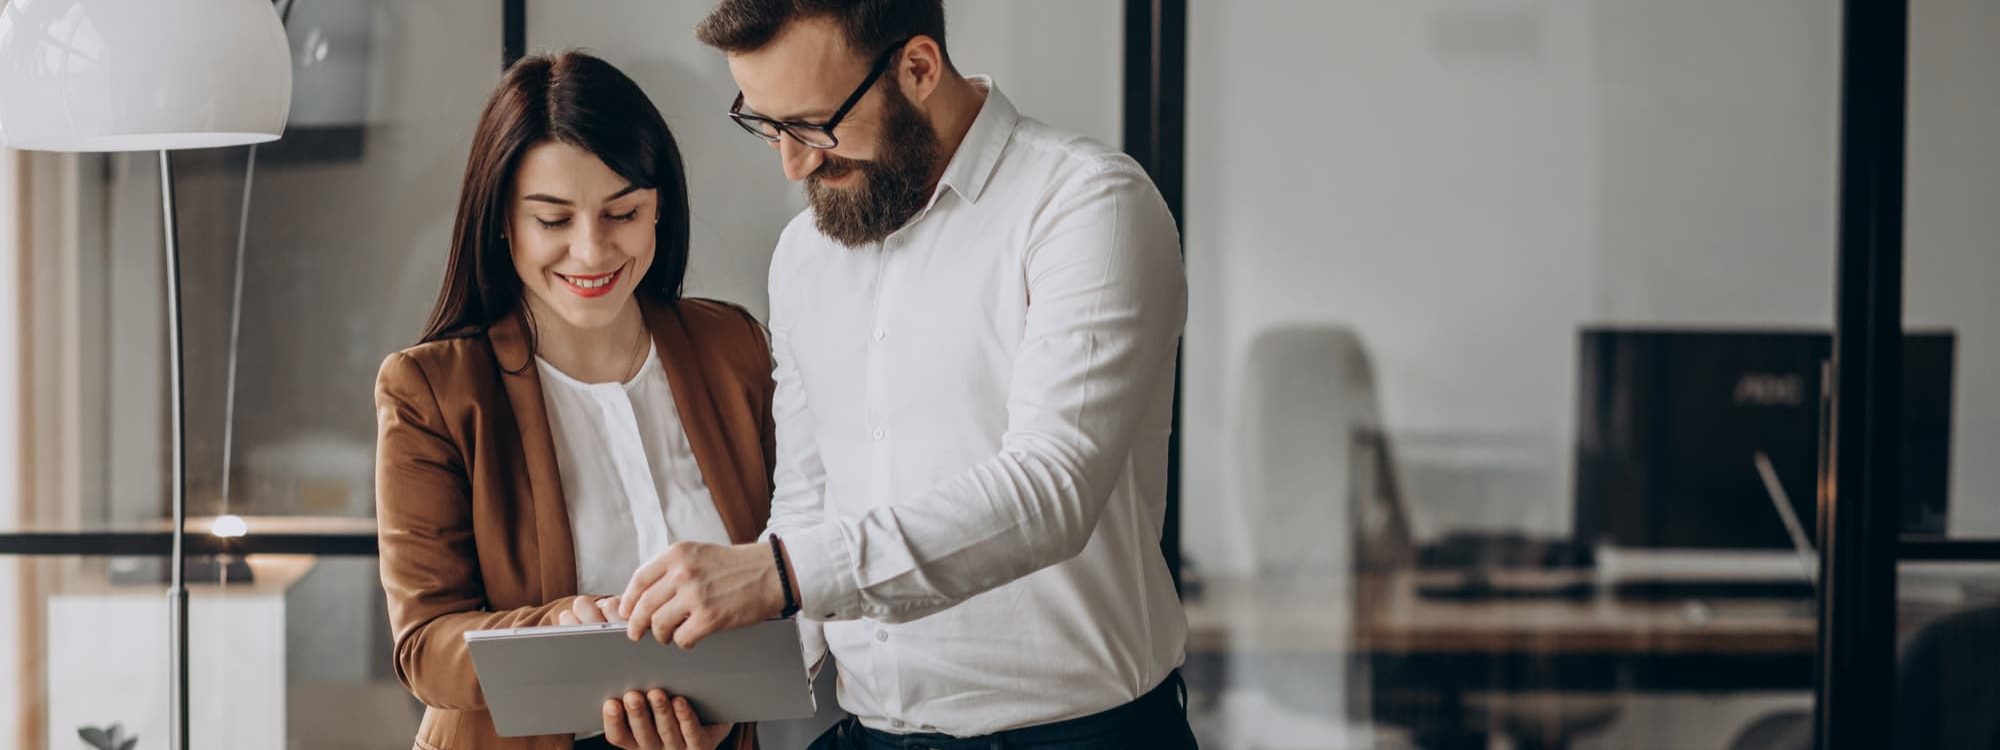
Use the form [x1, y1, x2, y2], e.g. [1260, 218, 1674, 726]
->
[621, 317, 649, 382]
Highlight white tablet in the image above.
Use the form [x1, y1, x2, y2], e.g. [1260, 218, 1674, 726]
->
[464, 619, 816, 737]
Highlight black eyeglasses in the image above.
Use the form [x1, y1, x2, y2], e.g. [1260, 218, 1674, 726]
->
[728, 39, 911, 149]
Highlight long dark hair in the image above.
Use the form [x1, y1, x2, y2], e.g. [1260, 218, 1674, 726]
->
[420, 50, 691, 344]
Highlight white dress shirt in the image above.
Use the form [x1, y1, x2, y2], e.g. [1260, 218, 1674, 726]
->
[766, 79, 1189, 736]
[537, 342, 733, 597]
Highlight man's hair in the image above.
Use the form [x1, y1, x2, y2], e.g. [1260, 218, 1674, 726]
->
[695, 0, 950, 66]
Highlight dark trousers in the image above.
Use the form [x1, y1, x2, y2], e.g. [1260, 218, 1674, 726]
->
[807, 672, 1198, 750]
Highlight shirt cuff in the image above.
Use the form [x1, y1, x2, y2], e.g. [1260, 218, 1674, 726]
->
[777, 524, 863, 621]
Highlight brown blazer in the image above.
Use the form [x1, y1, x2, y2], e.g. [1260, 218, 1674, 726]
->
[374, 297, 775, 750]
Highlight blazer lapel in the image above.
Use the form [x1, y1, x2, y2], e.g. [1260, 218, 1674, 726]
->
[643, 298, 758, 544]
[486, 311, 578, 601]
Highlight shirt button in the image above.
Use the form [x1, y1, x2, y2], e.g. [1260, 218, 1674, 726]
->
[871, 428, 886, 441]
[891, 720, 905, 729]
[875, 630, 888, 642]
[872, 328, 886, 341]
[886, 236, 904, 249]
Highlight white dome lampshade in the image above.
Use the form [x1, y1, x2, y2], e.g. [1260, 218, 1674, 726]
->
[0, 0, 292, 152]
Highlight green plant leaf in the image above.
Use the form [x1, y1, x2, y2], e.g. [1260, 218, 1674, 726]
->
[77, 726, 111, 750]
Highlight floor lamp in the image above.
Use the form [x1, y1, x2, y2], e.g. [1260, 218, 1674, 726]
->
[0, 1, 292, 748]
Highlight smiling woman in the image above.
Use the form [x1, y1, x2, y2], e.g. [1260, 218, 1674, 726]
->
[418, 52, 691, 350]
[505, 142, 663, 363]
[374, 50, 777, 750]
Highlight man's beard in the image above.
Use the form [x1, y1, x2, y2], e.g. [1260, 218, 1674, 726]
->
[803, 82, 942, 248]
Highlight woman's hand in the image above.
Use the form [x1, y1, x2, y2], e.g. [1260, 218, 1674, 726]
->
[563, 597, 732, 749]
[600, 689, 733, 750]
[557, 595, 624, 625]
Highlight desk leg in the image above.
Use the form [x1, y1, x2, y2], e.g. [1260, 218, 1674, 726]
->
[1428, 680, 1487, 750]
[1373, 653, 1486, 750]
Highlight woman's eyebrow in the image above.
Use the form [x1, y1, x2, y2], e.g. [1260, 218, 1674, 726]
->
[521, 184, 642, 206]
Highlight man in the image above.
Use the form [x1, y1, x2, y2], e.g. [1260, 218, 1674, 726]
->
[614, 1, 1192, 746]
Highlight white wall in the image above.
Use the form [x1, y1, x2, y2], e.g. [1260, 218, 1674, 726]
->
[1908, 0, 2000, 536]
[942, 0, 1122, 147]
[1183, 0, 1853, 575]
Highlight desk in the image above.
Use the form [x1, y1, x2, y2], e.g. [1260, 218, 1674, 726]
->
[1182, 571, 1818, 746]
[1186, 571, 1816, 657]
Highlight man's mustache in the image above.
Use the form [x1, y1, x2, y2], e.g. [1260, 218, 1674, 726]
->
[811, 155, 867, 183]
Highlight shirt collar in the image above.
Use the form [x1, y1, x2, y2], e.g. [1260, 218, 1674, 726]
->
[934, 76, 1018, 206]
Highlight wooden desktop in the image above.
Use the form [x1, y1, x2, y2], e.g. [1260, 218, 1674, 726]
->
[1181, 569, 1818, 746]
[1184, 570, 1816, 657]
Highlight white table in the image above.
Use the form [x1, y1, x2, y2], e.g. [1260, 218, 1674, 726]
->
[45, 555, 316, 750]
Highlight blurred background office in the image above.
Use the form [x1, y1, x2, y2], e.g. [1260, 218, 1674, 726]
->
[1, 1, 1996, 748]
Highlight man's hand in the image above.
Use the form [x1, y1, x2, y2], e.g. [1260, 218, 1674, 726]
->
[618, 541, 786, 648]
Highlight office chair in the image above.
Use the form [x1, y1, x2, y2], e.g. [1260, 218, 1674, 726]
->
[1896, 604, 2000, 750]
[1202, 325, 1402, 748]
[1725, 603, 2000, 750]
[1225, 325, 1615, 750]
[1725, 709, 1811, 750]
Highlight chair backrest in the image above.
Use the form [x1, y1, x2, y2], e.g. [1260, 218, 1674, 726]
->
[1237, 325, 1413, 579]
[1726, 710, 1812, 750]
[1727, 604, 2000, 750]
[1223, 325, 1416, 730]
[1897, 605, 2000, 750]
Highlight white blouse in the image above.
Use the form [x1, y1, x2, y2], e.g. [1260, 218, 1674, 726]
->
[536, 341, 732, 597]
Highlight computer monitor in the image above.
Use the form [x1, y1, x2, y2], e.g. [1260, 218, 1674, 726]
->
[1572, 328, 1954, 549]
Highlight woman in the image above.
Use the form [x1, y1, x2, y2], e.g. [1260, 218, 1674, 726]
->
[375, 51, 770, 750]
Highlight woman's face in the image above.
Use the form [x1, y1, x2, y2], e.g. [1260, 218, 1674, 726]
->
[508, 140, 659, 331]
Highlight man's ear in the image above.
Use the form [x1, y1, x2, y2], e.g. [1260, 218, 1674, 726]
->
[897, 35, 949, 104]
